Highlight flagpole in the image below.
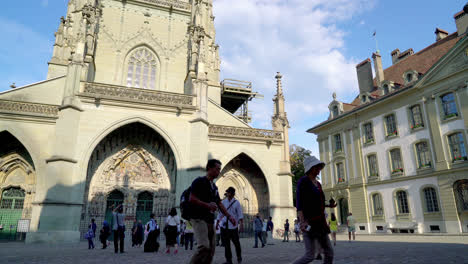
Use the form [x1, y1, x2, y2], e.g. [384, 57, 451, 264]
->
[373, 30, 379, 53]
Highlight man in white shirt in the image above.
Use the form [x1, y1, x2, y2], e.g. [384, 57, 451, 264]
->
[216, 187, 244, 264]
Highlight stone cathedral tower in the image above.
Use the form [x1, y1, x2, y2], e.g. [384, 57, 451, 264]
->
[0, 0, 295, 243]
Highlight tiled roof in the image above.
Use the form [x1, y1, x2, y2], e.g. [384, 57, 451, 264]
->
[337, 32, 461, 114]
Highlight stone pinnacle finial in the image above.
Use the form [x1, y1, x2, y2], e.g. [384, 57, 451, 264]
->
[332, 92, 337, 100]
[275, 72, 283, 94]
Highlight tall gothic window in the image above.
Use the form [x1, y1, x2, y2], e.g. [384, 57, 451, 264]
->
[126, 47, 157, 89]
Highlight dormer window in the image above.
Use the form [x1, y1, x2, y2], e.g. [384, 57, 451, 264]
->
[403, 70, 418, 85]
[406, 73, 413, 83]
[383, 84, 389, 95]
[362, 95, 367, 103]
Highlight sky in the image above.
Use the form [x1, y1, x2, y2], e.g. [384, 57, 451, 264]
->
[0, 0, 466, 156]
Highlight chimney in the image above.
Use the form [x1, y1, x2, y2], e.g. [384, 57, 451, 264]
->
[398, 48, 414, 61]
[356, 58, 374, 94]
[454, 6, 468, 36]
[435, 28, 449, 41]
[372, 52, 384, 87]
[391, 49, 400, 64]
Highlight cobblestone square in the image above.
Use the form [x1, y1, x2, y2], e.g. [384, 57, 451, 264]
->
[1, 235, 467, 264]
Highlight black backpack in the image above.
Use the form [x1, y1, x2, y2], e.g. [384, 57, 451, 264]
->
[180, 186, 192, 220]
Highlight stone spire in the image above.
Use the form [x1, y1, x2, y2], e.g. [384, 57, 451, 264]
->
[272, 72, 291, 175]
[272, 72, 289, 130]
[47, 0, 102, 80]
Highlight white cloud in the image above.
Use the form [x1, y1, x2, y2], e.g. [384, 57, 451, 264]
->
[214, 0, 374, 153]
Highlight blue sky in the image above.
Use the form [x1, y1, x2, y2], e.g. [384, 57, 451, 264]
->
[0, 0, 465, 156]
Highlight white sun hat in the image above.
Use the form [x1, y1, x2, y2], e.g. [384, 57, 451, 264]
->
[303, 156, 325, 174]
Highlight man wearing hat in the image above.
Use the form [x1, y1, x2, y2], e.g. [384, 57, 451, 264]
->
[216, 186, 244, 264]
[293, 156, 336, 264]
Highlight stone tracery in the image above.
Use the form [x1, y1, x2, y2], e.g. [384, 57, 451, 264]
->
[80, 123, 177, 235]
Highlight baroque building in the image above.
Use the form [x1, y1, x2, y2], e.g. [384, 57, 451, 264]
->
[308, 8, 468, 234]
[0, 0, 295, 242]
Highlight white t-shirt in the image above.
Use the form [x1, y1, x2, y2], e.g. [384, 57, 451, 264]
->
[166, 215, 180, 226]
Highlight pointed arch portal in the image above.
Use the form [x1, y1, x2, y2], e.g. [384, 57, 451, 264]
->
[216, 153, 270, 236]
[80, 123, 177, 236]
[0, 131, 36, 241]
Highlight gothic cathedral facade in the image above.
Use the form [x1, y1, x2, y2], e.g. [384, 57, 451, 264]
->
[0, 0, 295, 243]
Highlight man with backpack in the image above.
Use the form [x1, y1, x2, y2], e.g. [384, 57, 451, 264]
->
[216, 186, 244, 264]
[186, 159, 237, 264]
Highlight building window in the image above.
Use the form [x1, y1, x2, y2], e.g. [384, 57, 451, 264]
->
[332, 105, 339, 117]
[390, 149, 403, 174]
[372, 193, 383, 216]
[406, 73, 413, 83]
[334, 134, 342, 153]
[441, 93, 458, 119]
[363, 123, 374, 144]
[423, 187, 439, 212]
[362, 95, 367, 103]
[410, 105, 424, 129]
[396, 191, 409, 214]
[126, 47, 157, 89]
[336, 162, 345, 183]
[448, 132, 467, 162]
[415, 141, 431, 169]
[367, 154, 378, 178]
[385, 114, 398, 137]
[454, 180, 468, 211]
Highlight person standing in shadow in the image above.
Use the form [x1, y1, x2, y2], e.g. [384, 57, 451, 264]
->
[112, 204, 126, 254]
[99, 220, 111, 249]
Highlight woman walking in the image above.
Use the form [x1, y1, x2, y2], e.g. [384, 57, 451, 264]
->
[165, 207, 180, 254]
[329, 213, 338, 246]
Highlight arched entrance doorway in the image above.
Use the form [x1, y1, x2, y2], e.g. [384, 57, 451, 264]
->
[454, 179, 468, 232]
[0, 187, 25, 240]
[80, 123, 177, 237]
[0, 131, 36, 241]
[338, 198, 349, 225]
[216, 153, 269, 237]
[136, 191, 154, 226]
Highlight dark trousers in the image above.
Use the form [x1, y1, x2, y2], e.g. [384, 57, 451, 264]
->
[114, 229, 125, 253]
[254, 230, 264, 247]
[221, 228, 242, 263]
[87, 238, 94, 249]
[185, 233, 194, 250]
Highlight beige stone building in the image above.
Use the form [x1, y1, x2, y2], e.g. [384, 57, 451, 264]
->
[308, 9, 468, 234]
[0, 0, 295, 243]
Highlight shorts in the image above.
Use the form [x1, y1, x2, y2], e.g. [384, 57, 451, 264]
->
[348, 226, 355, 232]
